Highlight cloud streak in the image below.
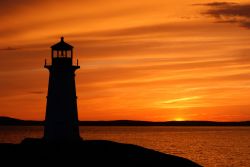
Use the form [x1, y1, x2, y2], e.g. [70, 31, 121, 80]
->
[202, 2, 250, 29]
[194, 2, 237, 7]
[0, 47, 19, 51]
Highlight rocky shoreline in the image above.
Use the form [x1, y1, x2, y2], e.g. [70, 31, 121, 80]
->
[0, 138, 201, 166]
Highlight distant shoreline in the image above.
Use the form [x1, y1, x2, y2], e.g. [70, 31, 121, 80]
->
[1, 116, 250, 126]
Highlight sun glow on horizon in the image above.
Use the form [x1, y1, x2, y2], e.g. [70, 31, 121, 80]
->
[173, 117, 185, 121]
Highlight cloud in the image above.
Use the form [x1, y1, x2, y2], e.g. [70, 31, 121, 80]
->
[0, 0, 42, 16]
[161, 96, 201, 104]
[76, 57, 250, 90]
[200, 2, 250, 29]
[0, 47, 19, 51]
[29, 91, 45, 95]
[194, 2, 237, 7]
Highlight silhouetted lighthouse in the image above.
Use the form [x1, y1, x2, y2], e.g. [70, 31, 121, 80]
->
[44, 37, 80, 142]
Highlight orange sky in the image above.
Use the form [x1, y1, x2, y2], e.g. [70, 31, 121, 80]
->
[1, 0, 250, 121]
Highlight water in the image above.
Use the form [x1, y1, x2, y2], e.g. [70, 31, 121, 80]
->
[0, 126, 249, 167]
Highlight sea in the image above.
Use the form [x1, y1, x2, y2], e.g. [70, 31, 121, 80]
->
[0, 126, 249, 167]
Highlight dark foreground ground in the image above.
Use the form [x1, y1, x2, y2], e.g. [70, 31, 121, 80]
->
[0, 139, 201, 167]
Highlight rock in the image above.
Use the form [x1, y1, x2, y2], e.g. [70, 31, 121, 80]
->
[0, 138, 201, 167]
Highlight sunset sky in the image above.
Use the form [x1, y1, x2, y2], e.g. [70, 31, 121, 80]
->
[1, 0, 250, 121]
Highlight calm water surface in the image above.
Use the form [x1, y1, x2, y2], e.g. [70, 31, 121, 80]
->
[0, 126, 249, 167]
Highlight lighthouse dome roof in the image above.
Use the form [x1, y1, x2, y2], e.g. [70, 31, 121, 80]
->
[51, 37, 73, 50]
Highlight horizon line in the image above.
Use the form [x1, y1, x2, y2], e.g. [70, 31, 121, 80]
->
[1, 116, 250, 123]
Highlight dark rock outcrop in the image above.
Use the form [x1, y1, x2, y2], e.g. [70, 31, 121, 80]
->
[0, 138, 201, 167]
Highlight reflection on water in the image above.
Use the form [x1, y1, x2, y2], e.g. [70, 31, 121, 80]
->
[0, 126, 249, 167]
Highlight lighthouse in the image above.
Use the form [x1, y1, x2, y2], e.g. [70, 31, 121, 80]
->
[44, 37, 81, 142]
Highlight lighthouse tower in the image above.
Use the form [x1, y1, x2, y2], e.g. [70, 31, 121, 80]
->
[44, 37, 81, 142]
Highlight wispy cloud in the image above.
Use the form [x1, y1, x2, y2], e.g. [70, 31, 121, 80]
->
[161, 96, 201, 104]
[193, 2, 237, 7]
[201, 2, 250, 29]
[29, 91, 45, 95]
[0, 47, 19, 51]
